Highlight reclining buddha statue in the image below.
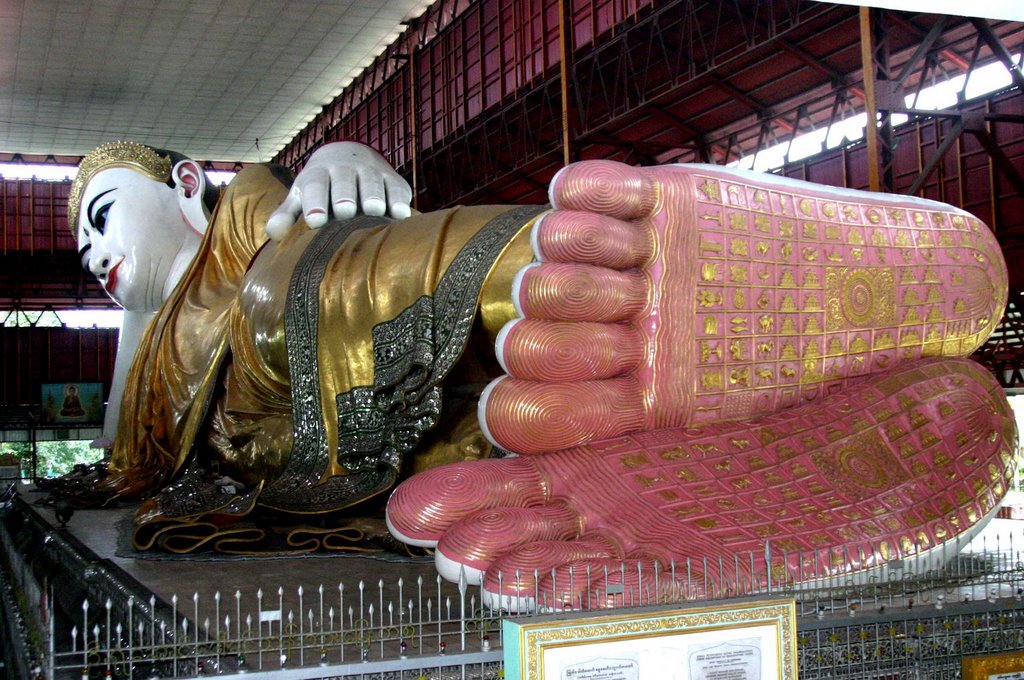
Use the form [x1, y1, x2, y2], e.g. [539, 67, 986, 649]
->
[64, 140, 1014, 599]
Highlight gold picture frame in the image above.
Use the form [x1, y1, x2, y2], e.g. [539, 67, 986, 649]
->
[503, 597, 797, 680]
[962, 650, 1024, 679]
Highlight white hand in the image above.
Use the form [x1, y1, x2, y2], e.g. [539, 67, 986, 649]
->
[265, 142, 412, 241]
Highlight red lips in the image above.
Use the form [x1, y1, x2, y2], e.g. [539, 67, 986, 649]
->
[105, 258, 123, 294]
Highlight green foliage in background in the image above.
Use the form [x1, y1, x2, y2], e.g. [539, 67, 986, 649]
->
[0, 440, 103, 478]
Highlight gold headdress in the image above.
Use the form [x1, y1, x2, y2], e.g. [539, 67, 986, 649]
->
[68, 141, 173, 236]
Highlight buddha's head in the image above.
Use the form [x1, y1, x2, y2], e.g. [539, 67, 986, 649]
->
[69, 141, 218, 311]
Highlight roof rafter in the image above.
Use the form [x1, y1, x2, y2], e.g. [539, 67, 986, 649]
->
[775, 38, 865, 101]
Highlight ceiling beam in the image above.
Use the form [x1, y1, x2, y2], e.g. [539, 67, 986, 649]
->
[888, 14, 970, 71]
[893, 15, 948, 85]
[775, 39, 865, 101]
[645, 105, 702, 137]
[706, 73, 794, 133]
[970, 18, 1024, 89]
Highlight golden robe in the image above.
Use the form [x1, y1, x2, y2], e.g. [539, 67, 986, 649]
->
[112, 166, 541, 550]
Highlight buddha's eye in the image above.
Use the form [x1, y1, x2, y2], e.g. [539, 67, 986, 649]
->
[91, 202, 111, 235]
[78, 244, 91, 271]
[86, 187, 115, 235]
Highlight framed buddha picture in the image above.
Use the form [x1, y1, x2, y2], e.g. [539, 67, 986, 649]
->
[41, 383, 105, 424]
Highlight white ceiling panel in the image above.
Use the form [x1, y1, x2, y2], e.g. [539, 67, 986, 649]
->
[0, 0, 432, 161]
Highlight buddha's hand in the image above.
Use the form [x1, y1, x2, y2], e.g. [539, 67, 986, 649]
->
[265, 142, 412, 240]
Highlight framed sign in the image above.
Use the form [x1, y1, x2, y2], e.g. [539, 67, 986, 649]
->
[40, 382, 105, 424]
[504, 597, 796, 680]
[963, 651, 1024, 679]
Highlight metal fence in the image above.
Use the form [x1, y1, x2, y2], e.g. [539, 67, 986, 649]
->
[57, 574, 504, 678]
[798, 605, 1024, 679]
[4, 490, 1024, 678]
[42, 537, 1024, 678]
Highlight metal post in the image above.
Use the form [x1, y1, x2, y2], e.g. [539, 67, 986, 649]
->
[409, 36, 421, 212]
[859, 7, 881, 192]
[558, 0, 576, 166]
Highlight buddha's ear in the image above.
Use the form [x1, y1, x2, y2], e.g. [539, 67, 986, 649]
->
[171, 160, 211, 235]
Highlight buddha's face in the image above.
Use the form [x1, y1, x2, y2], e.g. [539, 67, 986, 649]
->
[76, 168, 197, 312]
